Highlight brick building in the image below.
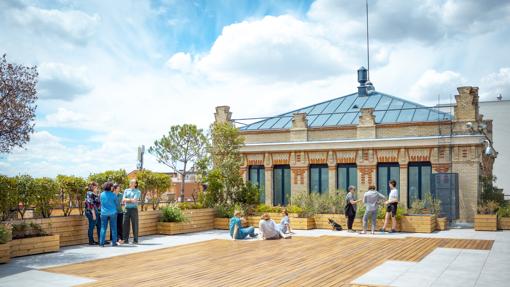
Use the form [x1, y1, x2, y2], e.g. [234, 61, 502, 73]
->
[214, 67, 495, 222]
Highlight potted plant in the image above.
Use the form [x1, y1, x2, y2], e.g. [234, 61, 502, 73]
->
[9, 222, 59, 257]
[475, 200, 499, 231]
[498, 206, 510, 230]
[0, 224, 11, 263]
[401, 196, 436, 233]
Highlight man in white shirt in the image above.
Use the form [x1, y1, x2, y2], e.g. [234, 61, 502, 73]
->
[381, 179, 399, 233]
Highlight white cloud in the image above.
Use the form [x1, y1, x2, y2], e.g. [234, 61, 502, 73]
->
[197, 15, 353, 82]
[409, 70, 466, 104]
[166, 52, 193, 72]
[38, 63, 93, 101]
[6, 4, 100, 45]
[480, 68, 510, 101]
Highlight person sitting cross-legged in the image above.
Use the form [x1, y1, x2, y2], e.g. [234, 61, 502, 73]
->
[229, 210, 257, 240]
[259, 213, 291, 240]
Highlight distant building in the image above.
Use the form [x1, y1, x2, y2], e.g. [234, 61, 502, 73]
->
[127, 170, 202, 202]
[480, 99, 509, 195]
[214, 67, 496, 223]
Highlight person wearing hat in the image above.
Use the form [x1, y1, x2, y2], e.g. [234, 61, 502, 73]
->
[259, 213, 291, 240]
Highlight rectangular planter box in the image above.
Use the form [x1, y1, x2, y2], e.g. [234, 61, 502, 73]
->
[401, 215, 436, 233]
[158, 208, 214, 235]
[436, 217, 448, 231]
[246, 215, 315, 230]
[498, 217, 510, 230]
[213, 218, 249, 230]
[475, 214, 498, 231]
[0, 242, 9, 264]
[313, 214, 346, 229]
[10, 235, 60, 258]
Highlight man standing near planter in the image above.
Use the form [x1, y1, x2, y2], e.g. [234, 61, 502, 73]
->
[122, 179, 141, 244]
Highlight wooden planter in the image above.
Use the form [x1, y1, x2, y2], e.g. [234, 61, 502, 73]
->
[213, 218, 249, 230]
[246, 215, 315, 230]
[498, 217, 510, 230]
[10, 235, 60, 258]
[401, 215, 436, 233]
[313, 214, 346, 229]
[158, 208, 214, 235]
[0, 242, 9, 264]
[474, 214, 498, 231]
[436, 217, 448, 231]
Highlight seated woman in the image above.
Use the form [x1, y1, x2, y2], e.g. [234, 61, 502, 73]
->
[259, 213, 290, 240]
[229, 210, 257, 240]
[278, 209, 292, 234]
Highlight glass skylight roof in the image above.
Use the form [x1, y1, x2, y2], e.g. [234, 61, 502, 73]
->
[240, 91, 452, 131]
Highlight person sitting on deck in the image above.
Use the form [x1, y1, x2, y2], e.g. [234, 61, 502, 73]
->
[278, 209, 292, 234]
[259, 213, 291, 240]
[229, 210, 257, 240]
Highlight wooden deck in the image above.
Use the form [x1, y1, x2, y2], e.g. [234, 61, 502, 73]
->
[45, 236, 493, 287]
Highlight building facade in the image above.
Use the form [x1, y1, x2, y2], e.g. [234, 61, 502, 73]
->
[479, 100, 509, 196]
[214, 68, 495, 223]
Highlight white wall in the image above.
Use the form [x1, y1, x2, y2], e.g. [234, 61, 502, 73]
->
[480, 100, 510, 195]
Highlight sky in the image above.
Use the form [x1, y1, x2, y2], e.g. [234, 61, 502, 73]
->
[0, 0, 509, 177]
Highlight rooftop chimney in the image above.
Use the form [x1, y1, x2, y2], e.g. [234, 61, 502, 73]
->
[357, 67, 368, 97]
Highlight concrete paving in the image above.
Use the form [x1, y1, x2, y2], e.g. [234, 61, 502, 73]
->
[0, 228, 509, 287]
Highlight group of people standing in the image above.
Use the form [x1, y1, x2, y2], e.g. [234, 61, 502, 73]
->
[345, 179, 399, 234]
[84, 179, 141, 247]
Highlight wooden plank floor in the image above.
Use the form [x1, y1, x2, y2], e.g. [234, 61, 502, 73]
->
[45, 236, 493, 287]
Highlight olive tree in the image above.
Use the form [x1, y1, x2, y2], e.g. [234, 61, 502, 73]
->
[0, 54, 38, 153]
[13, 175, 36, 219]
[0, 175, 17, 220]
[56, 175, 86, 216]
[33, 177, 58, 218]
[149, 124, 207, 202]
[88, 169, 129, 187]
[137, 170, 172, 210]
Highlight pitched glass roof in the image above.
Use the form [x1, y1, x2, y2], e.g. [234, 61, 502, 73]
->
[240, 91, 452, 131]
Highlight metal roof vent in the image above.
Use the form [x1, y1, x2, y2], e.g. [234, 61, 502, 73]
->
[357, 67, 368, 97]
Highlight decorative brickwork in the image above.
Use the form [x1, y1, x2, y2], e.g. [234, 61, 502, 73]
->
[291, 167, 307, 185]
[376, 149, 399, 162]
[272, 153, 290, 165]
[358, 165, 375, 185]
[432, 163, 450, 173]
[307, 151, 328, 164]
[407, 148, 432, 162]
[335, 151, 357, 163]
[246, 154, 264, 165]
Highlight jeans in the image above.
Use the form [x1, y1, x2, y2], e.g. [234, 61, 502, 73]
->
[123, 208, 139, 243]
[236, 226, 256, 239]
[363, 209, 377, 232]
[100, 213, 117, 246]
[110, 212, 124, 241]
[347, 213, 356, 230]
[85, 209, 100, 243]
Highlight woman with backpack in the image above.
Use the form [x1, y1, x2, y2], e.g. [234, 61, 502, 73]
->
[345, 185, 361, 232]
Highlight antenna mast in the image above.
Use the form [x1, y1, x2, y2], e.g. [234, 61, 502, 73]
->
[366, 0, 370, 81]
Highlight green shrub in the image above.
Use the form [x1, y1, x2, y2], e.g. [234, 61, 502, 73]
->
[255, 204, 281, 213]
[178, 202, 204, 210]
[293, 191, 346, 216]
[478, 200, 499, 215]
[356, 205, 405, 220]
[214, 203, 233, 218]
[11, 222, 48, 239]
[160, 204, 188, 222]
[0, 224, 11, 244]
[408, 199, 426, 215]
[285, 205, 303, 215]
[498, 206, 510, 217]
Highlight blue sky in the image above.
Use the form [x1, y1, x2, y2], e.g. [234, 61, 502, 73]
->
[0, 0, 509, 177]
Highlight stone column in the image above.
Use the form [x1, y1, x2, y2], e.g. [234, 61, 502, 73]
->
[452, 146, 480, 222]
[264, 167, 273, 206]
[290, 151, 309, 203]
[290, 113, 308, 142]
[214, 106, 232, 123]
[399, 164, 408, 209]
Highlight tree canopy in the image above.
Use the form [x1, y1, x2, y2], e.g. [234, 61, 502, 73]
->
[0, 54, 38, 153]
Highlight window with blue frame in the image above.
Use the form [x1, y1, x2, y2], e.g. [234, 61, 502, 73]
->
[408, 162, 432, 206]
[309, 164, 329, 194]
[337, 164, 357, 192]
[248, 165, 265, 203]
[377, 163, 400, 196]
[273, 165, 291, 206]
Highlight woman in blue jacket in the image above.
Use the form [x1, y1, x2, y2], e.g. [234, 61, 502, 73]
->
[100, 182, 118, 247]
